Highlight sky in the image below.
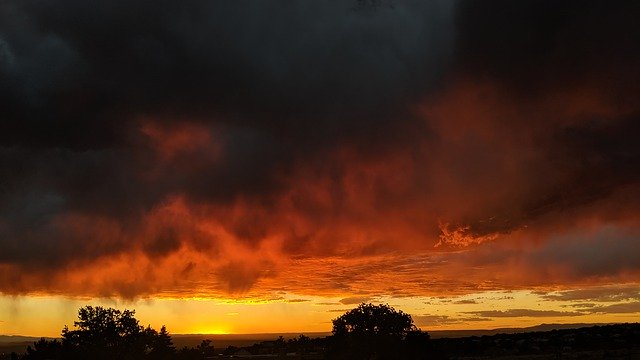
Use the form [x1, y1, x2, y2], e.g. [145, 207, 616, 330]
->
[1, 0, 639, 337]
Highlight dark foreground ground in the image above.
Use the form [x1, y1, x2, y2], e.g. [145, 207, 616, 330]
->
[2, 323, 639, 359]
[432, 323, 640, 359]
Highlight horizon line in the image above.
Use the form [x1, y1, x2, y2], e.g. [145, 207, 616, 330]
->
[4, 321, 635, 339]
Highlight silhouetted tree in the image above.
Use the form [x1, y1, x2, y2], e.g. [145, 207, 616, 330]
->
[404, 329, 436, 359]
[22, 338, 62, 360]
[329, 303, 426, 359]
[147, 325, 176, 360]
[61, 306, 147, 360]
[222, 345, 239, 356]
[197, 339, 215, 358]
[332, 303, 416, 338]
[175, 346, 200, 360]
[288, 334, 311, 354]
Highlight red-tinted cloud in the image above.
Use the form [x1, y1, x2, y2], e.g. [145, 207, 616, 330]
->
[0, 0, 639, 300]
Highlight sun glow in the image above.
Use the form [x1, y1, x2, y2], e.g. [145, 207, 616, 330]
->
[190, 326, 230, 335]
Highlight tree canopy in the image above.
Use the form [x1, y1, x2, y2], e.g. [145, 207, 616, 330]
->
[61, 306, 148, 359]
[17, 303, 434, 360]
[330, 303, 430, 359]
[21, 306, 178, 360]
[332, 303, 416, 339]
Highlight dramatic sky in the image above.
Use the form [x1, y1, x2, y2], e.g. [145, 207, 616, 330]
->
[1, 0, 639, 336]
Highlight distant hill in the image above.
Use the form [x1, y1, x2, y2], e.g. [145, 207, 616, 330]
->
[0, 335, 57, 344]
[172, 332, 332, 349]
[0, 336, 58, 356]
[427, 323, 614, 338]
[0, 323, 619, 354]
[432, 323, 640, 359]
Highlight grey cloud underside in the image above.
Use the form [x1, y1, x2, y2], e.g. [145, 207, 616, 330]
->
[458, 304, 640, 318]
[413, 314, 491, 326]
[541, 285, 640, 302]
[0, 0, 639, 293]
[465, 309, 582, 318]
[455, 227, 640, 282]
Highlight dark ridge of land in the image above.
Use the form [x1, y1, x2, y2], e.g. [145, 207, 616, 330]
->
[426, 323, 615, 338]
[171, 332, 332, 349]
[0, 323, 611, 345]
[431, 323, 640, 359]
[3, 323, 639, 359]
[0, 337, 57, 355]
[166, 323, 614, 346]
[172, 323, 640, 359]
[0, 336, 57, 344]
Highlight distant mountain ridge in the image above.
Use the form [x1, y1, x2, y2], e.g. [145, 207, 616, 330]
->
[1, 323, 615, 343]
[426, 323, 615, 338]
[0, 335, 57, 344]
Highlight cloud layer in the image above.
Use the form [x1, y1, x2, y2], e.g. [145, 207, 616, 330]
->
[1, 0, 639, 298]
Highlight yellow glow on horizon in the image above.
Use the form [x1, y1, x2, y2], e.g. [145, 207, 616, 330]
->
[189, 326, 230, 335]
[1, 289, 639, 337]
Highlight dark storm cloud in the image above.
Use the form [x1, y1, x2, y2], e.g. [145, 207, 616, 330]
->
[1, 0, 640, 297]
[449, 226, 640, 285]
[2, 0, 452, 149]
[454, 0, 640, 100]
[0, 0, 453, 196]
[440, 0, 640, 238]
[0, 0, 453, 265]
[529, 228, 640, 279]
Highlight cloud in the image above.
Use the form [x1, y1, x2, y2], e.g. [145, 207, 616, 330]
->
[414, 315, 459, 326]
[444, 226, 640, 288]
[586, 301, 640, 314]
[215, 260, 276, 294]
[414, 314, 492, 327]
[339, 297, 374, 305]
[327, 309, 352, 313]
[453, 299, 478, 305]
[540, 285, 640, 302]
[465, 309, 582, 318]
[561, 303, 597, 309]
[0, 0, 639, 299]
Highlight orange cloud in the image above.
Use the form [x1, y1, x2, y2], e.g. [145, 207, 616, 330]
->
[1, 77, 639, 303]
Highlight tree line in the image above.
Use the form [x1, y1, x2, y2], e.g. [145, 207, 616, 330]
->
[6, 304, 640, 359]
[12, 306, 213, 360]
[7, 303, 435, 360]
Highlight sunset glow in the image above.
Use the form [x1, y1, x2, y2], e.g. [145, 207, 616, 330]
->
[1, 0, 639, 338]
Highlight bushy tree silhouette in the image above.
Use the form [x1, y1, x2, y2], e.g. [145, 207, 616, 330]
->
[24, 338, 62, 360]
[329, 303, 430, 359]
[61, 306, 146, 360]
[20, 306, 182, 360]
[197, 339, 215, 358]
[332, 303, 416, 338]
[146, 325, 176, 360]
